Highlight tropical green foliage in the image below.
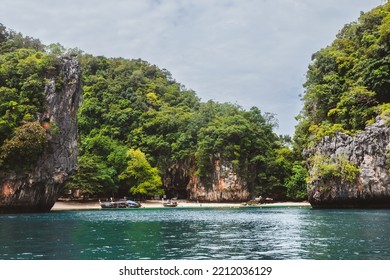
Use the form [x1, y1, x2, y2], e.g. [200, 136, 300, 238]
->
[308, 154, 360, 185]
[65, 153, 117, 196]
[0, 23, 305, 200]
[0, 23, 44, 53]
[72, 54, 296, 199]
[285, 163, 308, 201]
[0, 24, 59, 171]
[295, 2, 390, 149]
[118, 149, 163, 196]
[0, 121, 47, 168]
[0, 48, 55, 141]
[3, 2, 390, 202]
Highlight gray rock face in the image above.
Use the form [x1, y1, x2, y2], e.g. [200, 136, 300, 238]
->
[0, 56, 81, 213]
[187, 158, 250, 202]
[307, 117, 390, 208]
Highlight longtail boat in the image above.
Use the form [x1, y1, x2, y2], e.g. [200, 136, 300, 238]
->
[99, 199, 141, 209]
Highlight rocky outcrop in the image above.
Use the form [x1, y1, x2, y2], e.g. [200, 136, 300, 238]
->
[186, 158, 250, 202]
[307, 117, 390, 208]
[0, 56, 81, 213]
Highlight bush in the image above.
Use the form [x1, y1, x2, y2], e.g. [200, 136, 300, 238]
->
[285, 163, 308, 200]
[308, 154, 360, 184]
[0, 121, 47, 167]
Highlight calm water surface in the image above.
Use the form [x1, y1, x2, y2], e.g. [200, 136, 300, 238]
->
[0, 207, 389, 260]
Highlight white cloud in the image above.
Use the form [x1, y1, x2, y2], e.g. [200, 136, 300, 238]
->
[0, 0, 384, 135]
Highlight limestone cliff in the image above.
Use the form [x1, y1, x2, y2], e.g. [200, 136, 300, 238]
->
[0, 56, 81, 213]
[186, 158, 250, 202]
[306, 117, 390, 208]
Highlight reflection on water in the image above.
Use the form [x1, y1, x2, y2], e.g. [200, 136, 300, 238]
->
[0, 207, 389, 260]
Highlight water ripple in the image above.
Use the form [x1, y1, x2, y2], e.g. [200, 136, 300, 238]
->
[0, 207, 389, 259]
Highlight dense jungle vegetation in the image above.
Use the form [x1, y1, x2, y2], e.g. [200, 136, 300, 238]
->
[0, 25, 56, 170]
[70, 54, 306, 200]
[295, 1, 390, 151]
[1, 1, 388, 202]
[0, 23, 306, 201]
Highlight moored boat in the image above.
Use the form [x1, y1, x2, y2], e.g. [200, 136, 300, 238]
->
[163, 199, 178, 207]
[99, 199, 141, 209]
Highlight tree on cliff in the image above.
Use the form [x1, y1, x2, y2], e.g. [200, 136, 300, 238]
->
[0, 23, 300, 201]
[0, 24, 59, 172]
[72, 53, 293, 200]
[0, 24, 82, 213]
[293, 2, 390, 201]
[0, 122, 47, 168]
[295, 2, 390, 150]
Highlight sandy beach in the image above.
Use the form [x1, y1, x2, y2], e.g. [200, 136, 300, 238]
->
[51, 199, 310, 211]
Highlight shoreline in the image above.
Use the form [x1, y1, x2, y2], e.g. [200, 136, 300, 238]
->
[51, 199, 311, 211]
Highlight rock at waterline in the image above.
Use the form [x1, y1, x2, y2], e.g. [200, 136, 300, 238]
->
[306, 117, 390, 208]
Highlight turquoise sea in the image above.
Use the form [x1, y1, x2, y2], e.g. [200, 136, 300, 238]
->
[0, 207, 389, 260]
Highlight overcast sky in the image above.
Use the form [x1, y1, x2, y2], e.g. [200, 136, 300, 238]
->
[0, 0, 384, 135]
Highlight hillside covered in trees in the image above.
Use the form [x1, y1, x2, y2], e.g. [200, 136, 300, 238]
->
[295, 2, 390, 207]
[0, 25, 61, 171]
[70, 54, 305, 200]
[2, 1, 388, 206]
[0, 23, 306, 202]
[295, 1, 390, 150]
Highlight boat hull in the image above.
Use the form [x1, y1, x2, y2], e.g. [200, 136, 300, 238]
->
[163, 201, 178, 207]
[99, 200, 141, 209]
